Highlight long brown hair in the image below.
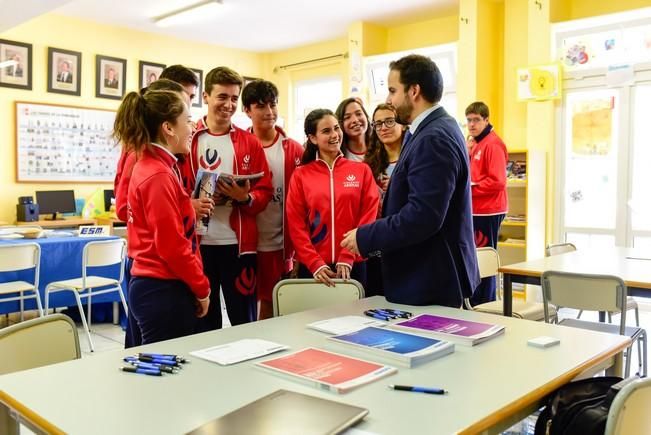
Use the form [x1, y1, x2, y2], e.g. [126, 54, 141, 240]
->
[335, 97, 372, 156]
[301, 108, 336, 165]
[112, 90, 186, 154]
[365, 103, 405, 180]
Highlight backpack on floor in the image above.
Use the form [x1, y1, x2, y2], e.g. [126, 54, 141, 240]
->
[533, 376, 636, 435]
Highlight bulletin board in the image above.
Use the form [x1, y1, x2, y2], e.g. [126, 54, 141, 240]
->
[15, 101, 119, 182]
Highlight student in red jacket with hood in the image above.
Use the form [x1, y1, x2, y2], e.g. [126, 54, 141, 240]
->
[286, 109, 379, 288]
[113, 89, 210, 345]
[188, 67, 272, 330]
[242, 79, 303, 319]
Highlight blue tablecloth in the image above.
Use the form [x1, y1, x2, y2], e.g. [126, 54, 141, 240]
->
[0, 236, 126, 324]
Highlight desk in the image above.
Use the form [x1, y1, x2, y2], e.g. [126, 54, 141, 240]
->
[0, 236, 122, 318]
[96, 217, 126, 237]
[15, 217, 96, 229]
[500, 247, 651, 317]
[0, 297, 629, 435]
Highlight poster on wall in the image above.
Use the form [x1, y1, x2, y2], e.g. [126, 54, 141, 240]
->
[15, 102, 119, 182]
[517, 63, 562, 101]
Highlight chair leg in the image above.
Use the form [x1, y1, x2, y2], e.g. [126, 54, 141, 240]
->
[33, 289, 44, 317]
[44, 286, 50, 316]
[72, 291, 94, 352]
[87, 293, 92, 332]
[643, 331, 648, 377]
[576, 309, 583, 319]
[117, 284, 128, 316]
[19, 292, 24, 322]
[624, 343, 633, 378]
[607, 312, 612, 323]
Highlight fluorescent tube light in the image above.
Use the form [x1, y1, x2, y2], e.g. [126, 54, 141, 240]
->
[154, 0, 223, 27]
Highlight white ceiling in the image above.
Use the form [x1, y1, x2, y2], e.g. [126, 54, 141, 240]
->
[48, 0, 458, 52]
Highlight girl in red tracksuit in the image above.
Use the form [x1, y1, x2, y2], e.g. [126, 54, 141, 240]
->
[286, 108, 379, 288]
[113, 89, 210, 345]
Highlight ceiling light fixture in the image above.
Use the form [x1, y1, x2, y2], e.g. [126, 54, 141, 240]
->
[153, 0, 223, 28]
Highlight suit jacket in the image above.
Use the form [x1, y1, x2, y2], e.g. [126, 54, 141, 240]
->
[104, 78, 118, 89]
[357, 107, 480, 307]
[57, 72, 72, 83]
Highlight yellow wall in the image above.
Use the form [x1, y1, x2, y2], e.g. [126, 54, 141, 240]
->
[0, 13, 262, 223]
[386, 15, 459, 53]
[560, 0, 651, 21]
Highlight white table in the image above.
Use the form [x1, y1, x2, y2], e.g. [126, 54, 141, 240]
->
[500, 247, 651, 317]
[0, 297, 630, 435]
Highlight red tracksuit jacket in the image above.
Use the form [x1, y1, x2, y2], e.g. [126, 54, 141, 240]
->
[470, 130, 509, 215]
[127, 144, 210, 299]
[286, 155, 379, 274]
[114, 150, 136, 222]
[188, 118, 273, 255]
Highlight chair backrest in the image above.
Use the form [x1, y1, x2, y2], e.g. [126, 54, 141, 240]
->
[541, 271, 627, 332]
[0, 314, 80, 375]
[477, 247, 500, 279]
[272, 279, 365, 317]
[605, 377, 651, 435]
[82, 239, 126, 283]
[0, 243, 40, 273]
[545, 242, 577, 257]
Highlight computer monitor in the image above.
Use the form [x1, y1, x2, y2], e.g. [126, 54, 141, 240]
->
[103, 189, 115, 212]
[35, 190, 76, 220]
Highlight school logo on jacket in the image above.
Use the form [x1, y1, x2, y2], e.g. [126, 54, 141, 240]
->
[474, 150, 482, 160]
[294, 157, 301, 166]
[235, 267, 256, 296]
[242, 154, 251, 170]
[200, 148, 222, 171]
[309, 210, 328, 245]
[474, 230, 489, 248]
[343, 174, 360, 188]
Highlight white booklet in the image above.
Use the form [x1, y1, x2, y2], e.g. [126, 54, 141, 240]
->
[307, 316, 386, 335]
[190, 339, 288, 366]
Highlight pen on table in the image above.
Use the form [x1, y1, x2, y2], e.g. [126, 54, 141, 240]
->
[137, 355, 182, 367]
[124, 356, 180, 370]
[364, 311, 392, 321]
[119, 366, 162, 377]
[139, 353, 187, 363]
[388, 385, 447, 395]
[127, 361, 178, 374]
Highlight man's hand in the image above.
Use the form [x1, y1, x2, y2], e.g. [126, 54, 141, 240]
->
[195, 297, 210, 318]
[341, 228, 360, 255]
[191, 197, 214, 219]
[217, 178, 251, 203]
[314, 266, 336, 287]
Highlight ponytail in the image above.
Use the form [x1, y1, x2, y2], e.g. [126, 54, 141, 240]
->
[113, 92, 149, 153]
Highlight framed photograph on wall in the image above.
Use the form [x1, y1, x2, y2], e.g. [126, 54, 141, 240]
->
[191, 68, 203, 108]
[47, 47, 81, 96]
[138, 60, 166, 89]
[0, 39, 32, 90]
[96, 54, 126, 100]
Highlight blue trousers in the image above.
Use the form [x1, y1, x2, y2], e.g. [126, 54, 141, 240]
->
[470, 213, 505, 306]
[128, 277, 198, 345]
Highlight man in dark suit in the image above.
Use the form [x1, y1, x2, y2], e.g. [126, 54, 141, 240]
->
[341, 54, 479, 307]
[104, 67, 118, 89]
[56, 60, 73, 83]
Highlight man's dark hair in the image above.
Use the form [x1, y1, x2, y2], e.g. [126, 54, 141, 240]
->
[465, 101, 490, 119]
[159, 64, 198, 87]
[241, 80, 279, 109]
[205, 66, 243, 94]
[389, 54, 443, 104]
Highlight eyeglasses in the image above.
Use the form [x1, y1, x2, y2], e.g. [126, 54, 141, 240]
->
[373, 118, 397, 131]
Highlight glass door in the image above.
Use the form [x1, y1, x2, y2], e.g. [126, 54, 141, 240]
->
[560, 88, 622, 249]
[629, 83, 651, 248]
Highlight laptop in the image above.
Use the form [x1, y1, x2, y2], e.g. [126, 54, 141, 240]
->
[186, 389, 369, 435]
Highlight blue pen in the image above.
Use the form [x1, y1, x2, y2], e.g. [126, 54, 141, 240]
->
[364, 310, 392, 321]
[139, 353, 187, 363]
[120, 366, 162, 377]
[124, 356, 179, 370]
[381, 308, 413, 318]
[373, 309, 399, 319]
[137, 355, 182, 367]
[388, 385, 447, 395]
[128, 361, 178, 374]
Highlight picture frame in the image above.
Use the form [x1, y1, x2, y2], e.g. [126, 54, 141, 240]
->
[47, 47, 81, 96]
[0, 39, 32, 90]
[240, 76, 259, 110]
[96, 54, 126, 100]
[191, 68, 203, 108]
[138, 60, 166, 90]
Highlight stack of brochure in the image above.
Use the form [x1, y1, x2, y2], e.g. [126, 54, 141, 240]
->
[306, 316, 386, 335]
[327, 326, 454, 368]
[390, 313, 505, 346]
[256, 347, 396, 394]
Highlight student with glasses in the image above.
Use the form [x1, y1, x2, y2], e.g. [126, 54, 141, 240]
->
[363, 103, 407, 296]
[465, 101, 509, 306]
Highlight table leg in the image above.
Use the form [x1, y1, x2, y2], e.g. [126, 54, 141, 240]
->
[503, 273, 513, 317]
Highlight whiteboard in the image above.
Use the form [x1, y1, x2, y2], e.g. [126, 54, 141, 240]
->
[15, 101, 119, 182]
